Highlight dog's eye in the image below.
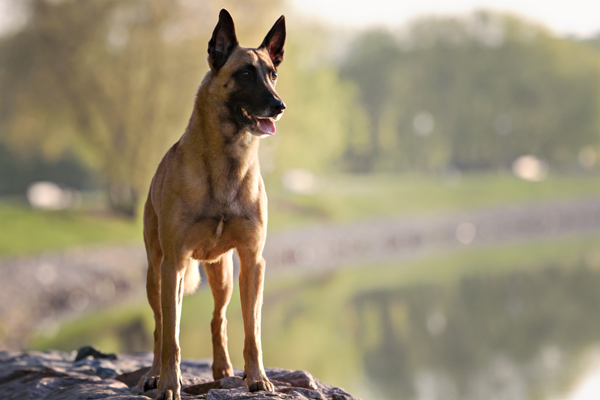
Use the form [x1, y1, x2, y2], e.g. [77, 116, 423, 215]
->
[270, 71, 277, 81]
[241, 71, 251, 78]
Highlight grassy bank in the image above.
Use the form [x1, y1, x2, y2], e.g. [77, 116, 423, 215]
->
[268, 172, 600, 229]
[0, 203, 142, 257]
[3, 173, 600, 256]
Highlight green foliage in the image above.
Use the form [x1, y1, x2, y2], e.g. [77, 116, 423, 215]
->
[269, 34, 368, 173]
[341, 29, 402, 170]
[340, 12, 600, 173]
[0, 0, 286, 214]
[0, 143, 97, 195]
[4, 7, 600, 209]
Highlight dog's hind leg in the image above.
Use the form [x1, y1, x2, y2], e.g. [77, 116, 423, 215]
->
[142, 249, 163, 391]
[157, 252, 188, 400]
[139, 198, 164, 391]
[204, 250, 235, 380]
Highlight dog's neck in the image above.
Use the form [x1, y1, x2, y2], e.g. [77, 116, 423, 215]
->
[179, 80, 262, 200]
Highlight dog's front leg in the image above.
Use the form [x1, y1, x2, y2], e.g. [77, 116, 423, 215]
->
[237, 249, 274, 392]
[204, 251, 235, 380]
[157, 257, 186, 400]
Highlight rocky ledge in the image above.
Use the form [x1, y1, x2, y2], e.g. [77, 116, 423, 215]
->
[0, 346, 358, 400]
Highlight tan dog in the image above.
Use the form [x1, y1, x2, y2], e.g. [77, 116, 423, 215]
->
[140, 9, 286, 400]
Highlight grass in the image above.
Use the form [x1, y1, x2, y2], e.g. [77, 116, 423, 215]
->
[2, 172, 600, 256]
[0, 202, 142, 257]
[30, 232, 600, 391]
[266, 172, 600, 230]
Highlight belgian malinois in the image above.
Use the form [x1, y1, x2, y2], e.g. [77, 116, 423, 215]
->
[140, 9, 285, 400]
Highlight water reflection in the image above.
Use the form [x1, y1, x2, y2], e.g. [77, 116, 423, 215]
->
[352, 266, 600, 400]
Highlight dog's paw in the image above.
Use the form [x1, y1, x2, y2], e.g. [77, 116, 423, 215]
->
[156, 389, 180, 400]
[248, 378, 274, 392]
[212, 365, 234, 381]
[139, 374, 159, 392]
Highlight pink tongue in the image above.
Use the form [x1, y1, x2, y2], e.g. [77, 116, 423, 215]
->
[257, 118, 276, 135]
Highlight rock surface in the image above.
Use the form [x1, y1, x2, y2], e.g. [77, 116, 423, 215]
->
[0, 347, 359, 400]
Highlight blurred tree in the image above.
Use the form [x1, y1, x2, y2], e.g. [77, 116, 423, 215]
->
[341, 30, 401, 172]
[270, 25, 369, 175]
[4, 5, 600, 208]
[340, 12, 600, 175]
[0, 0, 284, 216]
[0, 144, 97, 195]
[397, 12, 600, 173]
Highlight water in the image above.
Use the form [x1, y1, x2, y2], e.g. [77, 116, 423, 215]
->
[349, 266, 600, 400]
[32, 237, 600, 400]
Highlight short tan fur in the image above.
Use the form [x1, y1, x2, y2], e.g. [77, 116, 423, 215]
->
[139, 9, 286, 400]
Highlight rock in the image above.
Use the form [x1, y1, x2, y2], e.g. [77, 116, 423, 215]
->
[0, 346, 360, 400]
[115, 366, 151, 388]
[184, 380, 229, 395]
[75, 345, 118, 362]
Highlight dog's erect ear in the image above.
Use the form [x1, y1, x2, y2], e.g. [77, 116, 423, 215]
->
[208, 9, 238, 71]
[260, 16, 286, 67]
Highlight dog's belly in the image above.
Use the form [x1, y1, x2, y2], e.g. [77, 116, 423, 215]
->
[192, 241, 234, 262]
[189, 215, 262, 262]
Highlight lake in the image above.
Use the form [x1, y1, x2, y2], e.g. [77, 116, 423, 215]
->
[33, 233, 600, 400]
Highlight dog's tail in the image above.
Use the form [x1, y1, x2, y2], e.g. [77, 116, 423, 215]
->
[184, 261, 201, 295]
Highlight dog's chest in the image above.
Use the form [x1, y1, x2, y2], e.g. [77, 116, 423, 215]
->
[182, 155, 263, 261]
[199, 184, 243, 217]
[214, 184, 240, 208]
[189, 211, 260, 262]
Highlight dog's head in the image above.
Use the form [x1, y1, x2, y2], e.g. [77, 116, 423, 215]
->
[207, 9, 286, 137]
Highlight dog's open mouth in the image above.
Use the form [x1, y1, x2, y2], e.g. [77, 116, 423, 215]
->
[241, 108, 282, 136]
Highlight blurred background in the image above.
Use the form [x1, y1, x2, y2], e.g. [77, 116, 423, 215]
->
[2, 0, 600, 399]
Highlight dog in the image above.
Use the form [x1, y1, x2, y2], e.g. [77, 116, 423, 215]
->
[139, 9, 286, 400]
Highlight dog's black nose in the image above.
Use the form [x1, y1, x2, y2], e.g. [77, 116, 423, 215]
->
[269, 98, 286, 114]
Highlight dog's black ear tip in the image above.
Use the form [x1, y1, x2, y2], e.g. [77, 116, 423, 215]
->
[219, 9, 234, 22]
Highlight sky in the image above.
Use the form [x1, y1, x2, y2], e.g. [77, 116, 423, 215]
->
[1, 1, 598, 38]
[288, 0, 600, 38]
